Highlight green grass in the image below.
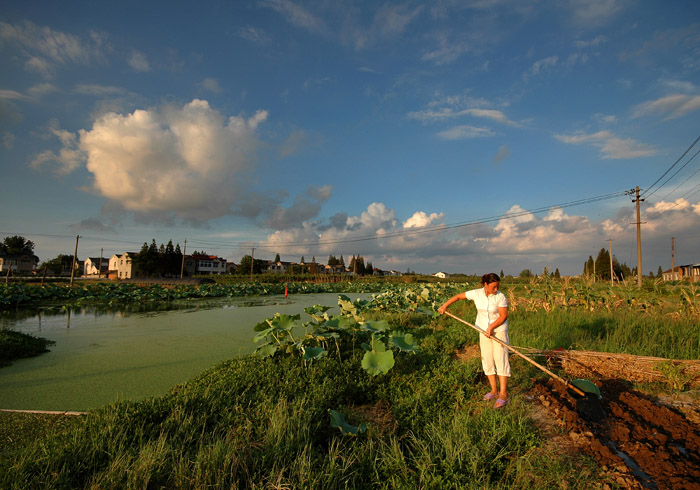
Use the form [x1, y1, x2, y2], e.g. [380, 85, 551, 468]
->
[3, 278, 698, 488]
[0, 313, 600, 489]
[0, 329, 55, 367]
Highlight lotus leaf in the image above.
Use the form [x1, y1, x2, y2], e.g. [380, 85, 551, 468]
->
[361, 349, 394, 376]
[329, 409, 366, 436]
[255, 344, 277, 357]
[302, 346, 327, 361]
[390, 332, 419, 352]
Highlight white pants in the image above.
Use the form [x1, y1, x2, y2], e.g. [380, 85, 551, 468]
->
[480, 330, 511, 377]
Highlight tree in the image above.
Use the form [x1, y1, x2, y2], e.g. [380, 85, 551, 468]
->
[554, 268, 561, 279]
[238, 255, 266, 275]
[584, 256, 594, 277]
[1, 235, 38, 264]
[594, 248, 611, 280]
[274, 253, 281, 263]
[657, 266, 663, 278]
[40, 255, 76, 275]
[500, 270, 504, 279]
[519, 269, 532, 278]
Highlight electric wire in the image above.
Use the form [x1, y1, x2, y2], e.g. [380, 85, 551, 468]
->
[641, 133, 700, 199]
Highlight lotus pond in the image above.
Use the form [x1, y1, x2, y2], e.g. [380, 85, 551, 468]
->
[0, 293, 371, 412]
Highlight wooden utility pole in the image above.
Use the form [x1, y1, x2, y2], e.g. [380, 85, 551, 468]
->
[632, 186, 644, 287]
[671, 237, 676, 281]
[608, 239, 614, 286]
[70, 235, 80, 287]
[180, 239, 187, 278]
[250, 247, 255, 281]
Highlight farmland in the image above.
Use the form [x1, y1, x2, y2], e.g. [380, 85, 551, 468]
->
[1, 276, 699, 489]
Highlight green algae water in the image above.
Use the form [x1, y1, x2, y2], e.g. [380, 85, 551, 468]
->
[0, 293, 368, 411]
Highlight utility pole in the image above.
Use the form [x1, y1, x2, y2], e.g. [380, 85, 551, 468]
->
[250, 247, 255, 281]
[628, 186, 645, 287]
[70, 235, 80, 287]
[671, 237, 676, 281]
[608, 239, 614, 286]
[180, 239, 187, 279]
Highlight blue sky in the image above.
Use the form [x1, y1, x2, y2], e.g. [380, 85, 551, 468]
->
[2, 0, 700, 276]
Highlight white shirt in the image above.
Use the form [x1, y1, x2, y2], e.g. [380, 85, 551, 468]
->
[464, 288, 509, 333]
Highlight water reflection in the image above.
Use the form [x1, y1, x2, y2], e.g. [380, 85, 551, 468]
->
[0, 296, 297, 329]
[0, 293, 367, 411]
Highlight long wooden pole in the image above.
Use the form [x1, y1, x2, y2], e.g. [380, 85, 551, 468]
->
[442, 310, 586, 397]
[70, 235, 80, 287]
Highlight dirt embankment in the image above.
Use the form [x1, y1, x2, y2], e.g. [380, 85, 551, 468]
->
[529, 378, 700, 490]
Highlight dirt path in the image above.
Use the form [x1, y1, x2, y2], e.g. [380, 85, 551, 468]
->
[528, 378, 700, 489]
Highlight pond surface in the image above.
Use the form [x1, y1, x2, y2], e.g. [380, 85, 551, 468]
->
[0, 293, 368, 412]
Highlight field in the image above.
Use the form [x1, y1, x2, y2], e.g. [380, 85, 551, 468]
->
[1, 276, 699, 489]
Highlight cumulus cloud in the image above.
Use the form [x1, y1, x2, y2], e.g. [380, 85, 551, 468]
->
[29, 99, 334, 226]
[555, 130, 657, 159]
[632, 94, 700, 120]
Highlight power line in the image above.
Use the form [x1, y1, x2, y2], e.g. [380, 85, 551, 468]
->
[642, 133, 700, 199]
[2, 190, 627, 255]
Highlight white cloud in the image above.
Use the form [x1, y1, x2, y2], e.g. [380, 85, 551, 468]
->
[261, 0, 327, 34]
[33, 100, 270, 221]
[128, 51, 150, 72]
[0, 21, 108, 78]
[437, 125, 494, 140]
[523, 56, 558, 81]
[30, 121, 84, 175]
[555, 130, 657, 159]
[236, 26, 272, 45]
[403, 211, 444, 229]
[74, 84, 126, 96]
[409, 105, 518, 127]
[199, 78, 223, 94]
[0, 89, 26, 100]
[2, 132, 15, 149]
[569, 0, 627, 26]
[632, 94, 700, 120]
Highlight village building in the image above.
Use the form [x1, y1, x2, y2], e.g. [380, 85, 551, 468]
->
[84, 257, 109, 277]
[0, 253, 37, 274]
[183, 254, 227, 276]
[663, 263, 700, 282]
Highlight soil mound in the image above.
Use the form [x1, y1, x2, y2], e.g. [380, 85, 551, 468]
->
[529, 378, 700, 489]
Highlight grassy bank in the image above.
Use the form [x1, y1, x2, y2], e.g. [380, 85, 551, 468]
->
[0, 330, 55, 367]
[0, 305, 600, 489]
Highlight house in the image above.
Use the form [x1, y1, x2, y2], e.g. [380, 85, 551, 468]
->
[84, 257, 109, 277]
[0, 253, 37, 274]
[109, 252, 138, 279]
[663, 264, 700, 282]
[267, 260, 294, 274]
[433, 272, 450, 279]
[183, 254, 227, 276]
[226, 262, 238, 274]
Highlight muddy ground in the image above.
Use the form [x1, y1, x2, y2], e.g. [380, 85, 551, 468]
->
[528, 378, 700, 489]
